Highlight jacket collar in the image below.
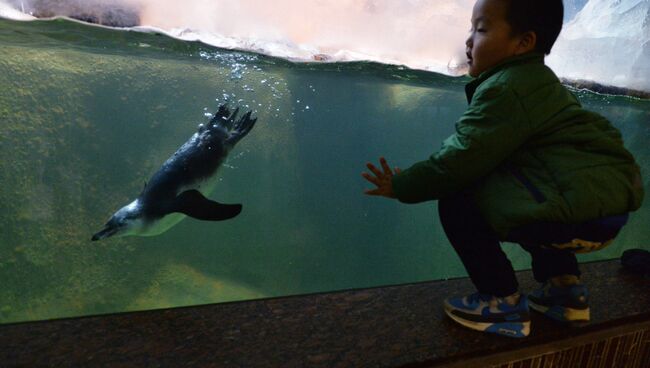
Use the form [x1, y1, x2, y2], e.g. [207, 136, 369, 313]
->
[465, 52, 545, 103]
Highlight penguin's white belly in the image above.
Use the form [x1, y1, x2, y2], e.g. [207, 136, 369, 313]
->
[139, 212, 187, 236]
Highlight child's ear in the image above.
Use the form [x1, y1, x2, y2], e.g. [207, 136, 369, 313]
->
[516, 31, 537, 54]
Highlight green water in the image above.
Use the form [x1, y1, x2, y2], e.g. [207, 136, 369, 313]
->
[0, 18, 648, 324]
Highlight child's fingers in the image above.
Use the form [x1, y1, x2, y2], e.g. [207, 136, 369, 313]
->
[366, 162, 384, 178]
[364, 188, 382, 196]
[379, 157, 392, 175]
[361, 172, 380, 186]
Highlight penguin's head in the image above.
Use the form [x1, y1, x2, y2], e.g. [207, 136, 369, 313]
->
[91, 199, 144, 241]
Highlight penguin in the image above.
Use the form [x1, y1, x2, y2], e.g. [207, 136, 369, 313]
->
[91, 105, 256, 241]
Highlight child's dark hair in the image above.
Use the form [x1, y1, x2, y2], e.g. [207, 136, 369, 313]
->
[501, 0, 564, 55]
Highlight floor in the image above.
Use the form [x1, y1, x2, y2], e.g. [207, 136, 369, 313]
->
[1, 260, 649, 367]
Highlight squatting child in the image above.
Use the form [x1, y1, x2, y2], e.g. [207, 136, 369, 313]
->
[362, 0, 644, 338]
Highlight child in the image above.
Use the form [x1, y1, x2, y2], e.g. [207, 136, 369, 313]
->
[362, 0, 644, 338]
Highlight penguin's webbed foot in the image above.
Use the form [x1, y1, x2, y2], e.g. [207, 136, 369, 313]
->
[226, 110, 257, 145]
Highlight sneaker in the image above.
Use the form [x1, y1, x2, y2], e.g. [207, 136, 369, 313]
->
[621, 249, 650, 277]
[528, 283, 590, 323]
[443, 292, 531, 338]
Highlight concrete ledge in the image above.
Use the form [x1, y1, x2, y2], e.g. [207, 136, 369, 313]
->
[1, 260, 649, 367]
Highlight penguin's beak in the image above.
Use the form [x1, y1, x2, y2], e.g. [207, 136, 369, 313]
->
[91, 225, 118, 241]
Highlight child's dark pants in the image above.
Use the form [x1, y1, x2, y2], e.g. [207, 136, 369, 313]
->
[438, 190, 628, 297]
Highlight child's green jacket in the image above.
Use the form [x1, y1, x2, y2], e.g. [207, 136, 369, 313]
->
[392, 52, 644, 238]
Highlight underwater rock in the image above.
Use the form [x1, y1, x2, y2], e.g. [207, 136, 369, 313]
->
[9, 0, 141, 27]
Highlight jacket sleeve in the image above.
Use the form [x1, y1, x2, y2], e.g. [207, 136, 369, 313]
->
[392, 83, 531, 203]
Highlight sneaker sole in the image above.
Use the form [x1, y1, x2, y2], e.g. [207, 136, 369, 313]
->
[444, 308, 530, 338]
[528, 299, 590, 322]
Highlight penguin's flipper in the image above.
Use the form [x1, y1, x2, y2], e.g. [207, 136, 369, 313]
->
[171, 190, 242, 221]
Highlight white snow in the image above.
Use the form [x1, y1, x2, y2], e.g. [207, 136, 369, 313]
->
[0, 0, 34, 20]
[548, 0, 650, 91]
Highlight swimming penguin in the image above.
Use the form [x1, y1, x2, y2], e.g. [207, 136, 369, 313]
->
[91, 105, 257, 241]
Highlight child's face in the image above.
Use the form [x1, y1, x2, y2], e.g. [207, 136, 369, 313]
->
[465, 0, 523, 77]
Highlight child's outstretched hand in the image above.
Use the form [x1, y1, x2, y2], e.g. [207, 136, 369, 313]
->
[362, 157, 401, 198]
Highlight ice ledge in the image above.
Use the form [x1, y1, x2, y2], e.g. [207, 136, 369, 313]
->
[562, 78, 650, 99]
[0, 259, 649, 367]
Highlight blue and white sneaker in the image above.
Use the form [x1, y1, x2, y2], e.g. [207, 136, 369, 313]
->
[528, 283, 590, 323]
[443, 292, 531, 338]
